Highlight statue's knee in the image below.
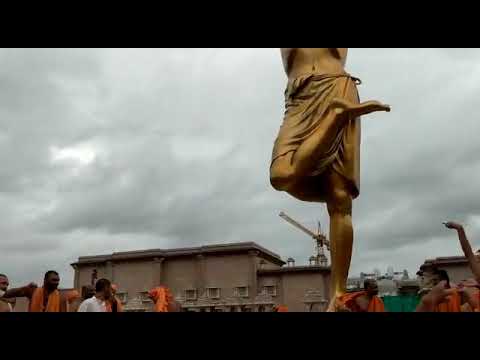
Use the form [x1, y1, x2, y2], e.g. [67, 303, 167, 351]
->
[270, 163, 294, 191]
[327, 188, 352, 214]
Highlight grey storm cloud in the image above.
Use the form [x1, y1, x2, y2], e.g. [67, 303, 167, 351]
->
[1, 48, 480, 287]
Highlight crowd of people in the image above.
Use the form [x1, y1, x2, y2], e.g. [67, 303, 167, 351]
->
[0, 271, 179, 312]
[1, 221, 479, 313]
[334, 221, 480, 312]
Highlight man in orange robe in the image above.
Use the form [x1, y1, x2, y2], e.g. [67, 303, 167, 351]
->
[2, 270, 72, 312]
[457, 279, 480, 312]
[416, 281, 457, 312]
[338, 279, 385, 312]
[148, 286, 179, 312]
[445, 221, 480, 311]
[432, 269, 461, 312]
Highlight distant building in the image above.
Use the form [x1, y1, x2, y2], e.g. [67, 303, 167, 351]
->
[387, 266, 394, 278]
[397, 279, 420, 296]
[346, 277, 364, 292]
[71, 242, 331, 312]
[347, 268, 415, 296]
[377, 278, 398, 296]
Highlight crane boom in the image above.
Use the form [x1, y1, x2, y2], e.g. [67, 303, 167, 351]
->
[279, 211, 330, 248]
[279, 212, 317, 238]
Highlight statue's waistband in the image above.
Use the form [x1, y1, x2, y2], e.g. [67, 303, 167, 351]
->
[289, 72, 362, 86]
[285, 72, 361, 99]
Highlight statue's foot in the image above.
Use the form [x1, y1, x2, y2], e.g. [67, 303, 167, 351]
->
[326, 297, 337, 312]
[326, 295, 351, 312]
[331, 98, 391, 117]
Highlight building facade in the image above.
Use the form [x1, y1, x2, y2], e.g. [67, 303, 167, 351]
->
[71, 242, 331, 312]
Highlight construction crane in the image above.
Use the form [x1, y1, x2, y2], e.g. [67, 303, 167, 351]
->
[279, 211, 330, 255]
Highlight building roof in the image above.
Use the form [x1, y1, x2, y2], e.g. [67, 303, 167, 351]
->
[423, 255, 473, 266]
[71, 242, 285, 267]
[257, 265, 330, 275]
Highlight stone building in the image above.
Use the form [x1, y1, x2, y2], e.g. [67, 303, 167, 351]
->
[71, 242, 331, 312]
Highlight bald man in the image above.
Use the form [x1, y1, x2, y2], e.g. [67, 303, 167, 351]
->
[0, 274, 15, 312]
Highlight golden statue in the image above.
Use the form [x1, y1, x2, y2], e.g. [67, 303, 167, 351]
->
[270, 48, 390, 311]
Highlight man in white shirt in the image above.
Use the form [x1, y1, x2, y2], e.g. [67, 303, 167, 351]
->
[78, 278, 112, 312]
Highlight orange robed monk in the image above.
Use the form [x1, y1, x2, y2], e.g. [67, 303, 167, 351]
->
[65, 289, 81, 312]
[444, 221, 480, 312]
[337, 279, 385, 312]
[416, 281, 457, 312]
[148, 286, 180, 312]
[2, 270, 74, 312]
[431, 269, 461, 312]
[457, 279, 480, 312]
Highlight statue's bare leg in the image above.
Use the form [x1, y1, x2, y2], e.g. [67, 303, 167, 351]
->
[271, 99, 389, 191]
[324, 169, 353, 312]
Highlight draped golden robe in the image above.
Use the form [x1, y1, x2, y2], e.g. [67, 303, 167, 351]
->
[271, 72, 362, 202]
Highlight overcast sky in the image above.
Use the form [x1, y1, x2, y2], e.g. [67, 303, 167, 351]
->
[2, 48, 480, 287]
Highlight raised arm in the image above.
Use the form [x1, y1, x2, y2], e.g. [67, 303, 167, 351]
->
[445, 222, 480, 281]
[2, 283, 37, 299]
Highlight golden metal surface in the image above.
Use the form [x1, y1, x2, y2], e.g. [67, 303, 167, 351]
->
[270, 49, 390, 310]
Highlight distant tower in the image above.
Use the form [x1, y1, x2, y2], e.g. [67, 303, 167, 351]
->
[287, 257, 295, 267]
[402, 269, 409, 280]
[373, 268, 381, 279]
[316, 243, 328, 266]
[314, 222, 329, 267]
[387, 266, 394, 279]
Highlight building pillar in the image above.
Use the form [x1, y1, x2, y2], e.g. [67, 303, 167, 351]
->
[195, 254, 206, 297]
[106, 261, 113, 281]
[152, 257, 165, 287]
[248, 250, 259, 297]
[277, 273, 285, 308]
[73, 265, 80, 290]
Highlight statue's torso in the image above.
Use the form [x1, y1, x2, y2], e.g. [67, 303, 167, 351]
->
[281, 48, 348, 80]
